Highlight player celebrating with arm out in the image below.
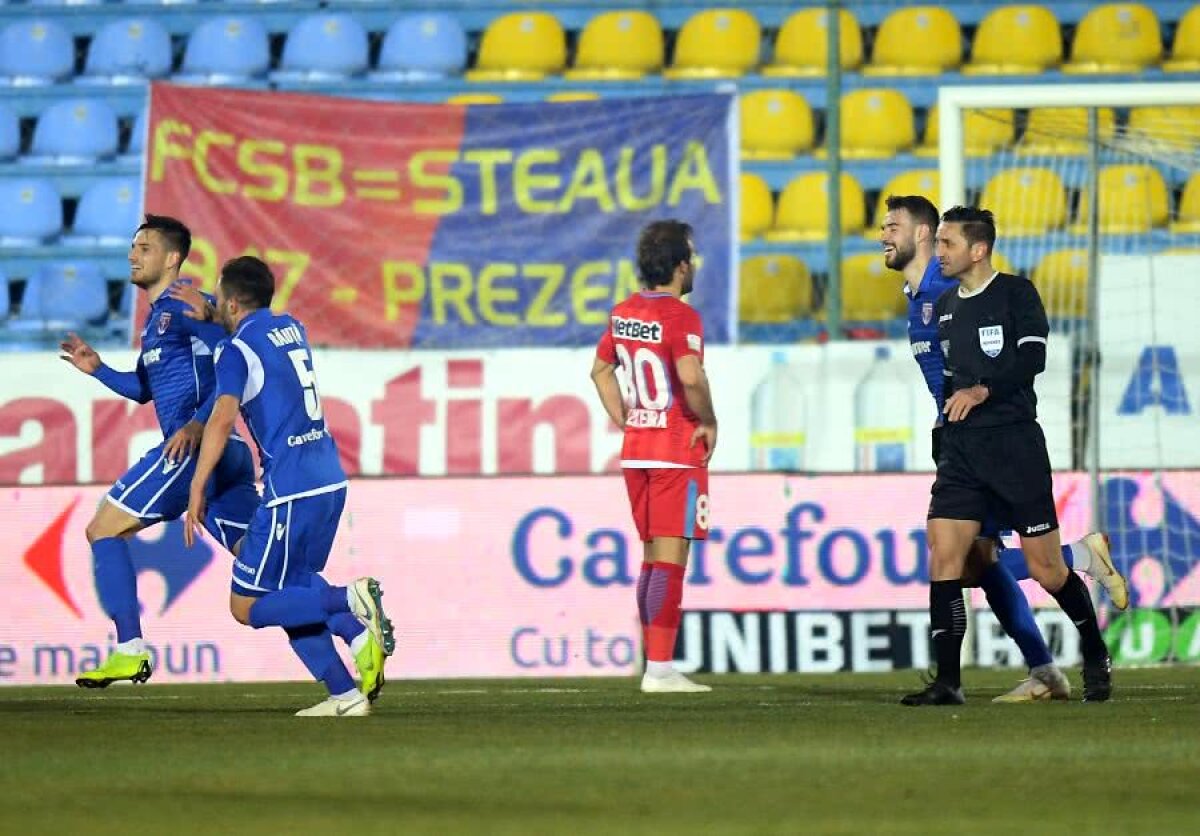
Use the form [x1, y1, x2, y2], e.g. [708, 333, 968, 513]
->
[183, 256, 395, 717]
[60, 215, 260, 689]
[882, 195, 1128, 703]
[906, 206, 1114, 706]
[591, 220, 716, 694]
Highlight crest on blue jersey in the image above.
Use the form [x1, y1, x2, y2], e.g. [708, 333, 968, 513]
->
[157, 312, 172, 335]
[921, 302, 933, 325]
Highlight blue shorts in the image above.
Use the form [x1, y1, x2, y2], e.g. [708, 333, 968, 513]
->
[231, 487, 346, 597]
[107, 437, 258, 551]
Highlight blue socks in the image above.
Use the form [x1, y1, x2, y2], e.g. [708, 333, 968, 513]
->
[92, 537, 141, 642]
[248, 583, 350, 629]
[285, 625, 355, 696]
[306, 575, 366, 645]
[997, 545, 1074, 582]
[979, 562, 1053, 669]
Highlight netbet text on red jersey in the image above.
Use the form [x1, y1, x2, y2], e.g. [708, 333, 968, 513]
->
[596, 292, 706, 468]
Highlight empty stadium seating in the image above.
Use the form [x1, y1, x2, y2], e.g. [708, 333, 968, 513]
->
[864, 7, 962, 76]
[964, 5, 1063, 75]
[12, 261, 108, 327]
[762, 8, 863, 77]
[466, 12, 566, 81]
[1031, 249, 1089, 318]
[740, 90, 814, 159]
[0, 0, 1196, 346]
[838, 253, 908, 321]
[739, 255, 813, 322]
[665, 9, 761, 79]
[566, 10, 663, 80]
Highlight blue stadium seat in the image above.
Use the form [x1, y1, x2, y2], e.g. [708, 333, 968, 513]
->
[176, 16, 271, 84]
[15, 262, 109, 327]
[63, 178, 141, 245]
[0, 20, 74, 86]
[0, 102, 19, 161]
[270, 14, 369, 83]
[79, 18, 172, 85]
[370, 13, 468, 81]
[0, 178, 63, 245]
[25, 99, 120, 163]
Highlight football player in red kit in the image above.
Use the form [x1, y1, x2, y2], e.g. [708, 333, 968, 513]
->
[592, 220, 717, 693]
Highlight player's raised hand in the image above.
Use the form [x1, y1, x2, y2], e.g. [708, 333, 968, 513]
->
[168, 280, 213, 322]
[184, 489, 206, 548]
[59, 332, 101, 374]
[943, 385, 989, 422]
[164, 419, 203, 464]
[690, 423, 718, 464]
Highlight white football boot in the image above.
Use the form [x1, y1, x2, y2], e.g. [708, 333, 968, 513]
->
[295, 692, 370, 717]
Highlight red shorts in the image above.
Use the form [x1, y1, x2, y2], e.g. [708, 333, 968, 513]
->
[623, 467, 710, 542]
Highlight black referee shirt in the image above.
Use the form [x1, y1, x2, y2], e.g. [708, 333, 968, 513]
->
[935, 271, 1049, 428]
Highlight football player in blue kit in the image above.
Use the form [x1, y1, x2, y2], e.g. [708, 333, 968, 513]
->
[184, 255, 394, 717]
[61, 215, 260, 688]
[879, 195, 1128, 702]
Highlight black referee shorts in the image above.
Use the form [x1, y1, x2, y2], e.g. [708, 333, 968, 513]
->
[928, 421, 1059, 537]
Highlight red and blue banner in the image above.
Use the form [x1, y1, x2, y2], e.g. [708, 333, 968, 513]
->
[142, 83, 737, 348]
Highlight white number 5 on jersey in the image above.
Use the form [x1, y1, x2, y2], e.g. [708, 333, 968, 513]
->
[287, 348, 324, 420]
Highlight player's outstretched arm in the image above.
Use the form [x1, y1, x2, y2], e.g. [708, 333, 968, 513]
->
[60, 332, 151, 403]
[590, 355, 627, 430]
[184, 394, 238, 548]
[676, 355, 717, 463]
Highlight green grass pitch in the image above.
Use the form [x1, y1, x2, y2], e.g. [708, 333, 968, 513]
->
[2, 668, 1198, 835]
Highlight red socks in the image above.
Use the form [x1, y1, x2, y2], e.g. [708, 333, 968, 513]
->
[641, 562, 685, 662]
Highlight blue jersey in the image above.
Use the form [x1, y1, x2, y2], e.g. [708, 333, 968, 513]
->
[904, 259, 958, 416]
[99, 293, 229, 438]
[214, 308, 347, 506]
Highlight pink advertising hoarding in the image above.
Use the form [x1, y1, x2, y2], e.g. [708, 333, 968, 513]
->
[3, 471, 1198, 685]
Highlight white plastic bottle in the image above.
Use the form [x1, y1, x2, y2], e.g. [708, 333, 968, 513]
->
[854, 344, 914, 472]
[750, 352, 807, 471]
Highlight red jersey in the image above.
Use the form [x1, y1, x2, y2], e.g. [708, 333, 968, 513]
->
[596, 291, 706, 468]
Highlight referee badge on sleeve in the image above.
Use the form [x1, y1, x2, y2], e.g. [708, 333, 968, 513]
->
[978, 325, 1004, 358]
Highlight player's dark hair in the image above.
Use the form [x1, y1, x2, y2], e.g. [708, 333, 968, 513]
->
[885, 194, 939, 232]
[636, 220, 694, 288]
[219, 256, 275, 310]
[137, 214, 191, 262]
[941, 205, 996, 254]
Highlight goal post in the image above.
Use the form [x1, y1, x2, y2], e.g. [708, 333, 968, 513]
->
[936, 82, 1200, 667]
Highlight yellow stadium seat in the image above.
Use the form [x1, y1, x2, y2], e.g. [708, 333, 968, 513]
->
[980, 168, 1068, 235]
[762, 8, 863, 77]
[739, 255, 813, 322]
[665, 9, 761, 79]
[1032, 249, 1088, 318]
[1165, 5, 1200, 71]
[839, 254, 908, 321]
[1072, 164, 1170, 234]
[1170, 172, 1200, 233]
[869, 170, 940, 232]
[466, 12, 566, 81]
[823, 90, 914, 158]
[1127, 105, 1200, 151]
[740, 172, 773, 241]
[1018, 106, 1116, 154]
[864, 7, 962, 75]
[565, 11, 663, 80]
[1063, 3, 1162, 73]
[544, 91, 600, 103]
[990, 251, 1017, 275]
[767, 171, 865, 242]
[740, 90, 814, 159]
[964, 5, 1062, 74]
[917, 106, 1014, 157]
[446, 93, 503, 105]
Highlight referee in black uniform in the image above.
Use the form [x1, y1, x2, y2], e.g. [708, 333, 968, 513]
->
[902, 206, 1112, 706]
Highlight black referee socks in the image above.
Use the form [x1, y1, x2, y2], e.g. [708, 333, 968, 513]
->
[930, 580, 967, 688]
[1051, 572, 1109, 661]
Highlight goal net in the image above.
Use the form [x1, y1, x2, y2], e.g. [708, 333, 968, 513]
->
[938, 83, 1200, 667]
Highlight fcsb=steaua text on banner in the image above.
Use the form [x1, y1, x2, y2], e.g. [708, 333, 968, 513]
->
[142, 83, 737, 348]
